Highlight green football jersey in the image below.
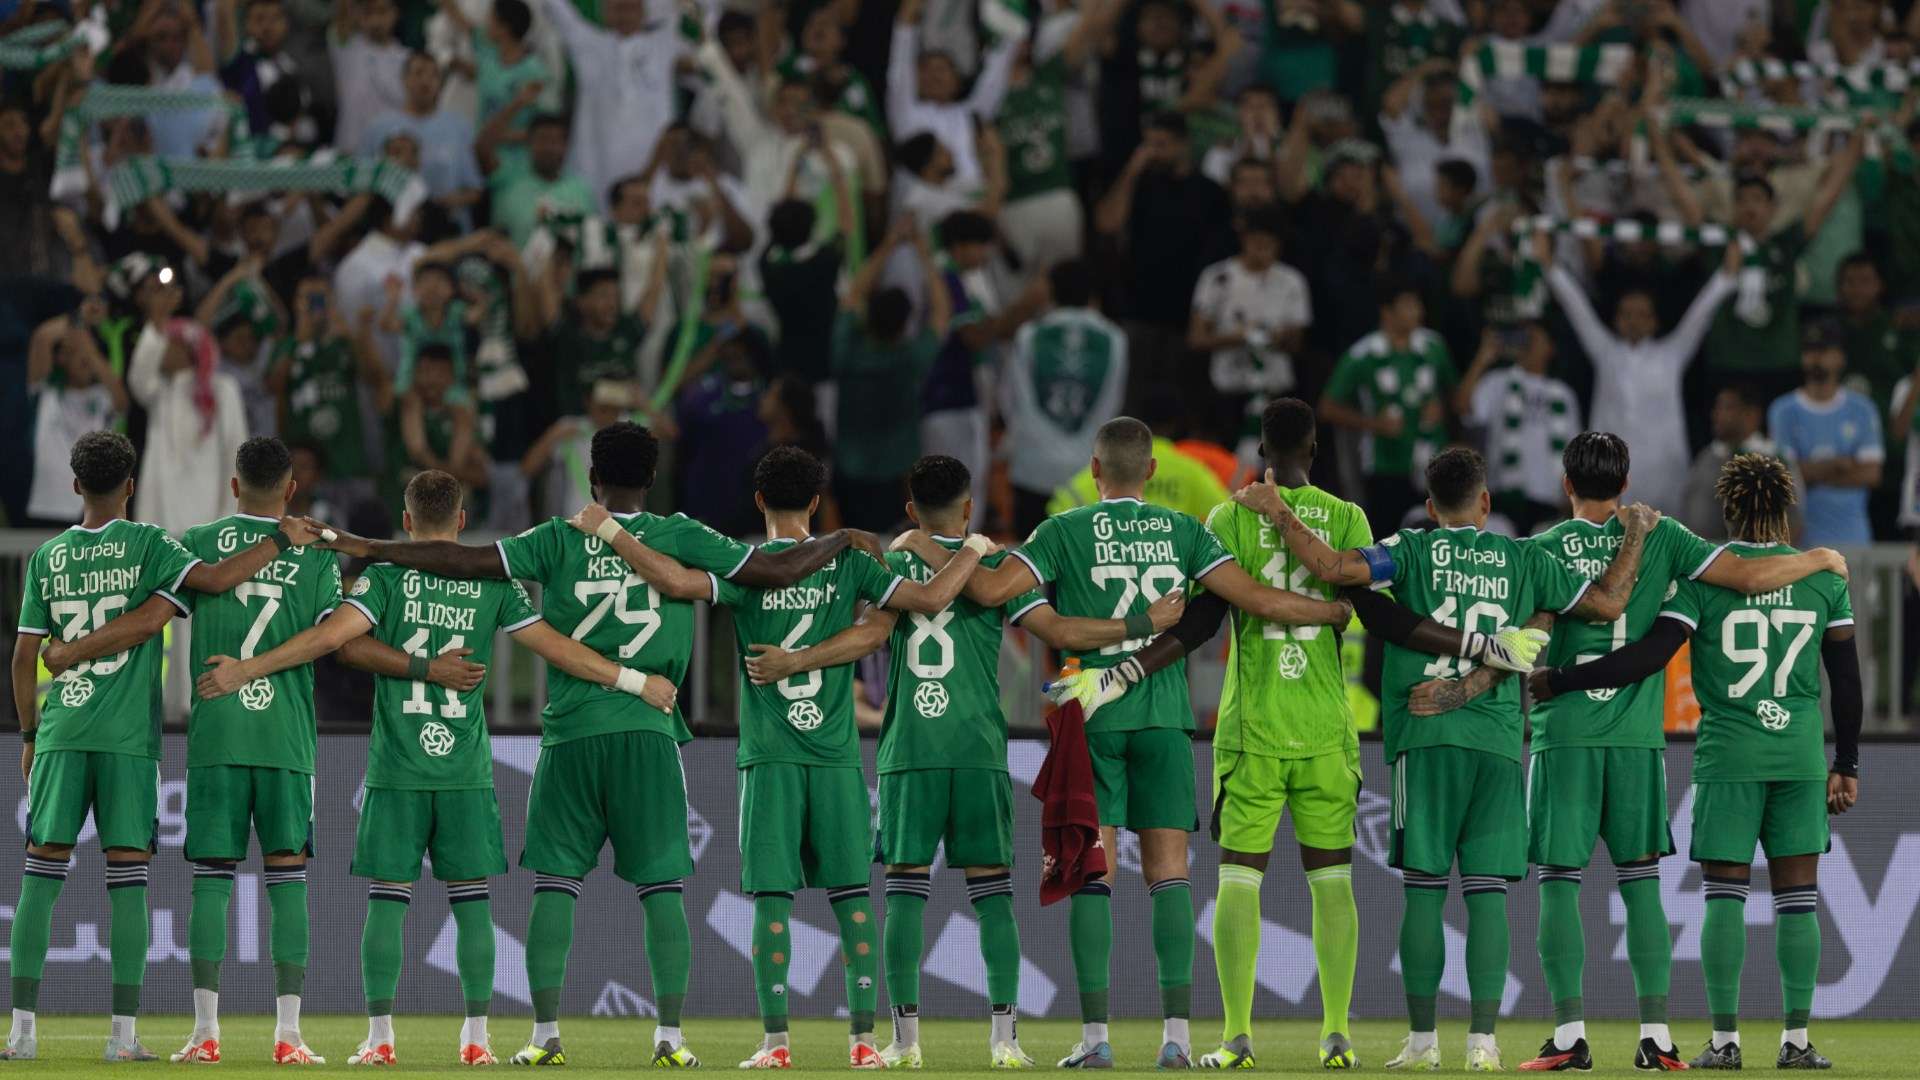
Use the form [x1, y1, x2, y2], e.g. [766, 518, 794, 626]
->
[876, 539, 1048, 775]
[1205, 487, 1371, 759]
[179, 514, 345, 772]
[1376, 525, 1588, 763]
[1530, 515, 1725, 751]
[1013, 497, 1233, 734]
[496, 511, 753, 747]
[1660, 543, 1853, 782]
[344, 562, 539, 790]
[716, 538, 904, 769]
[16, 519, 200, 759]
[277, 336, 368, 477]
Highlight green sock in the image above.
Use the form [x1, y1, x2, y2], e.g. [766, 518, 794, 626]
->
[1212, 865, 1261, 1044]
[967, 874, 1020, 1008]
[1464, 885, 1509, 1034]
[526, 878, 580, 1025]
[1150, 877, 1195, 1019]
[10, 856, 71, 1012]
[189, 864, 236, 993]
[1069, 883, 1111, 1023]
[1399, 876, 1447, 1032]
[1701, 876, 1750, 1033]
[829, 887, 879, 1036]
[266, 866, 309, 997]
[1773, 885, 1820, 1031]
[638, 884, 690, 1027]
[1537, 871, 1585, 1025]
[1306, 863, 1357, 1040]
[1618, 864, 1671, 1023]
[883, 873, 930, 1014]
[106, 859, 150, 1016]
[450, 884, 493, 1018]
[751, 894, 794, 1033]
[362, 886, 412, 1016]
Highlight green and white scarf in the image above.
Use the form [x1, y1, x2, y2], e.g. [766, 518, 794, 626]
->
[1489, 369, 1577, 487]
[51, 84, 254, 200]
[1508, 214, 1770, 325]
[1722, 56, 1920, 98]
[1456, 41, 1633, 108]
[1661, 96, 1867, 137]
[98, 152, 426, 229]
[0, 18, 93, 70]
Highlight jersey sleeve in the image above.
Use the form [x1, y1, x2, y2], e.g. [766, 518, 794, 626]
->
[1659, 517, 1726, 581]
[312, 551, 345, 623]
[854, 551, 907, 609]
[143, 527, 200, 614]
[1335, 499, 1377, 550]
[1182, 514, 1235, 581]
[1825, 572, 1855, 629]
[170, 527, 209, 616]
[1011, 514, 1065, 585]
[499, 579, 541, 632]
[343, 565, 393, 625]
[495, 519, 561, 582]
[712, 575, 747, 610]
[1659, 574, 1704, 631]
[16, 547, 49, 635]
[1524, 538, 1590, 615]
[1359, 528, 1414, 591]
[649, 513, 755, 578]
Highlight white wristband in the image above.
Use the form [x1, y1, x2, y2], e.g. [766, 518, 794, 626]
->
[594, 517, 623, 543]
[615, 667, 648, 696]
[963, 534, 994, 555]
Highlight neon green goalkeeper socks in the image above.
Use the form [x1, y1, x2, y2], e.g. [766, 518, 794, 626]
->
[1306, 863, 1357, 1039]
[1213, 865, 1261, 1044]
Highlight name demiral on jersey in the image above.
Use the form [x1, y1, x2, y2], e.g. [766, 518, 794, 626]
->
[1092, 511, 1177, 563]
[1429, 535, 1511, 601]
[400, 571, 485, 631]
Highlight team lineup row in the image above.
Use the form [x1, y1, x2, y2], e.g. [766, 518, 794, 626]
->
[5, 404, 1861, 1072]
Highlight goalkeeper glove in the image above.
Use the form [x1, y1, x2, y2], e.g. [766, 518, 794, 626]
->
[1044, 657, 1144, 721]
[1464, 626, 1550, 673]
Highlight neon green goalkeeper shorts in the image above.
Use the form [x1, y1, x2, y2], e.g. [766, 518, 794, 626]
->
[1211, 747, 1362, 853]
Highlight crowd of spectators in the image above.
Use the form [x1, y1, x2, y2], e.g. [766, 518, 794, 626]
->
[6, 0, 1920, 566]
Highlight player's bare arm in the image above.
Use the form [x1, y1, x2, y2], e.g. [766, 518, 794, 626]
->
[1822, 623, 1862, 815]
[1198, 560, 1353, 626]
[39, 593, 177, 676]
[1342, 587, 1549, 673]
[1409, 611, 1555, 716]
[744, 604, 899, 685]
[181, 515, 326, 593]
[335, 637, 487, 693]
[1234, 473, 1374, 587]
[1565, 503, 1657, 622]
[1025, 589, 1186, 652]
[1698, 546, 1851, 592]
[1527, 615, 1689, 703]
[567, 505, 713, 600]
[197, 604, 375, 699]
[313, 523, 507, 578]
[884, 537, 990, 613]
[509, 619, 677, 711]
[11, 632, 40, 780]
[732, 529, 888, 587]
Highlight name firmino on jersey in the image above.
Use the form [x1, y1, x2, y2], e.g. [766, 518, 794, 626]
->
[1430, 567, 1511, 601]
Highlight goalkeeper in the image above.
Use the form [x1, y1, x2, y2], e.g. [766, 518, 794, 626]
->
[1049, 399, 1545, 1071]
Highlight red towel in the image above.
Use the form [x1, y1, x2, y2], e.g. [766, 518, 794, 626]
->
[1031, 697, 1107, 906]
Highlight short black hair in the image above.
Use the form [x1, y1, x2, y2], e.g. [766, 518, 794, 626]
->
[416, 342, 454, 365]
[607, 174, 648, 208]
[591, 420, 659, 490]
[491, 0, 531, 39]
[939, 210, 995, 248]
[1735, 173, 1776, 202]
[235, 436, 292, 492]
[1260, 397, 1316, 460]
[868, 286, 912, 341]
[71, 430, 137, 495]
[768, 198, 816, 249]
[239, 201, 275, 225]
[1562, 431, 1630, 501]
[1718, 381, 1768, 411]
[1839, 250, 1880, 277]
[404, 469, 463, 528]
[413, 259, 453, 283]
[907, 455, 971, 510]
[1375, 275, 1420, 310]
[895, 132, 941, 176]
[1436, 158, 1479, 193]
[754, 445, 826, 511]
[1424, 447, 1487, 512]
[215, 312, 255, 341]
[1049, 259, 1092, 307]
[717, 9, 754, 38]
[1241, 204, 1286, 241]
[1145, 110, 1189, 140]
[1237, 83, 1279, 107]
[404, 49, 438, 75]
[527, 112, 568, 138]
[575, 267, 619, 295]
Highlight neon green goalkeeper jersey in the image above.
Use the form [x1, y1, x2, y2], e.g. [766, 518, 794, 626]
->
[1375, 525, 1589, 763]
[179, 513, 345, 772]
[16, 519, 200, 759]
[496, 511, 754, 747]
[715, 538, 905, 770]
[1660, 543, 1853, 782]
[1205, 487, 1371, 759]
[344, 562, 539, 790]
[1530, 515, 1725, 751]
[1013, 497, 1233, 734]
[877, 539, 1047, 775]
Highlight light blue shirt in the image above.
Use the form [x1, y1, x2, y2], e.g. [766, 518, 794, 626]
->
[359, 109, 483, 197]
[1767, 388, 1884, 545]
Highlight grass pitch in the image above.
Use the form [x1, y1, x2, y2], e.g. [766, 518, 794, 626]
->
[12, 1016, 1920, 1076]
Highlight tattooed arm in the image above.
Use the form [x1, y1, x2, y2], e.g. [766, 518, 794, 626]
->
[1407, 611, 1555, 716]
[1231, 475, 1377, 587]
[1565, 504, 1657, 623]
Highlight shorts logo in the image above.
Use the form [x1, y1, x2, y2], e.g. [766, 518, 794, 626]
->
[1585, 687, 1618, 703]
[1756, 699, 1791, 731]
[1665, 580, 1679, 601]
[857, 976, 872, 990]
[239, 677, 276, 712]
[58, 675, 94, 708]
[913, 681, 949, 718]
[351, 575, 371, 597]
[770, 983, 786, 997]
[419, 721, 456, 756]
[1275, 642, 1309, 680]
[786, 700, 824, 731]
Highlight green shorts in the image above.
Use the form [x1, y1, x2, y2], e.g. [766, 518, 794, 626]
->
[186, 765, 315, 862]
[1087, 727, 1198, 832]
[1211, 747, 1362, 854]
[351, 787, 507, 882]
[877, 768, 1015, 868]
[1527, 747, 1674, 868]
[1390, 746, 1527, 880]
[1688, 780, 1831, 865]
[738, 763, 872, 893]
[520, 730, 693, 885]
[26, 750, 158, 851]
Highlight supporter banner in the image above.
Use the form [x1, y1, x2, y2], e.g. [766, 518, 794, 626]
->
[4, 737, 1916, 1022]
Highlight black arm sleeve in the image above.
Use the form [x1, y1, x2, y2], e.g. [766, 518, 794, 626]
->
[1342, 586, 1467, 656]
[1122, 589, 1231, 679]
[1822, 634, 1862, 775]
[1547, 618, 1688, 695]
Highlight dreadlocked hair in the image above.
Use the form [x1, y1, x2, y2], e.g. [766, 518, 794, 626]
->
[1715, 452, 1797, 544]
